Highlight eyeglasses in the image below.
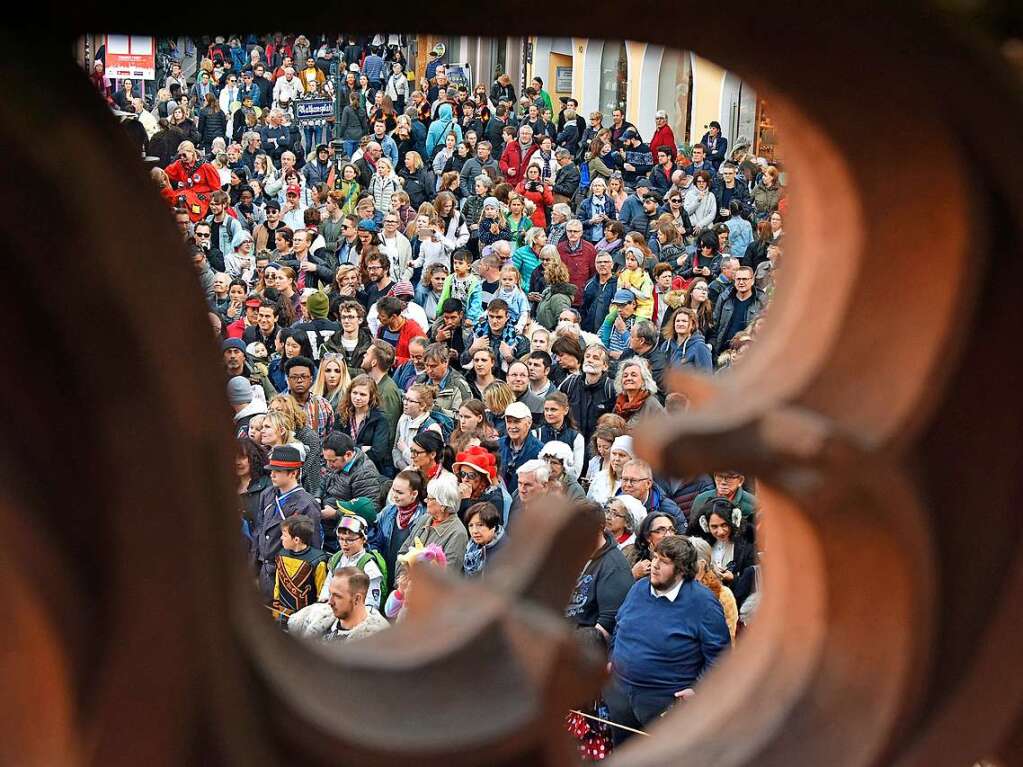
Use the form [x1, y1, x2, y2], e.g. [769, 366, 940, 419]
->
[288, 372, 311, 380]
[621, 476, 650, 485]
[650, 526, 677, 535]
[194, 232, 211, 238]
[457, 471, 479, 481]
[604, 509, 628, 519]
[410, 447, 428, 457]
[337, 533, 363, 542]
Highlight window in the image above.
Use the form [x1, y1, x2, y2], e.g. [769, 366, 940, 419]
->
[656, 49, 694, 144]
[598, 40, 628, 120]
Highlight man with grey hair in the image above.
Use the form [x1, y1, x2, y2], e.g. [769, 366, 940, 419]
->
[514, 458, 551, 515]
[709, 256, 741, 306]
[491, 239, 512, 266]
[557, 218, 596, 308]
[240, 130, 262, 173]
[618, 458, 684, 530]
[499, 123, 537, 186]
[618, 319, 668, 400]
[552, 148, 580, 205]
[459, 140, 499, 197]
[273, 66, 303, 106]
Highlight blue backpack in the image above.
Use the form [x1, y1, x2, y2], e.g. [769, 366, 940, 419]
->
[423, 410, 455, 442]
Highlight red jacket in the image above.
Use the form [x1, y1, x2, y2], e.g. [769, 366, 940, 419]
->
[499, 141, 538, 186]
[377, 317, 425, 366]
[557, 239, 597, 307]
[515, 181, 554, 228]
[650, 124, 677, 163]
[164, 160, 222, 221]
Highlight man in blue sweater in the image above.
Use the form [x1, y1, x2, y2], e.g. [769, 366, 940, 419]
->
[606, 535, 730, 742]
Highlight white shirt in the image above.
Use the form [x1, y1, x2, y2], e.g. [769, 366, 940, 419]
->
[650, 577, 684, 602]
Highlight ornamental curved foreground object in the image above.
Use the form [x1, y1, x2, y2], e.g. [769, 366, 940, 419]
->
[3, 6, 1023, 766]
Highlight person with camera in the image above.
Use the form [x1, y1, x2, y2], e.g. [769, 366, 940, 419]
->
[515, 164, 555, 229]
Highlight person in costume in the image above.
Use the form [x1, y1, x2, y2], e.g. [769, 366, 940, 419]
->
[164, 140, 224, 222]
[272, 514, 328, 622]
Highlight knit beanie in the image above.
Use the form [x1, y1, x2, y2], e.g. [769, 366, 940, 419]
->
[482, 196, 499, 210]
[307, 290, 329, 319]
[226, 376, 252, 406]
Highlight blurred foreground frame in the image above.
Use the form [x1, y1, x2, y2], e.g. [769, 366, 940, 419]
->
[3, 3, 1023, 766]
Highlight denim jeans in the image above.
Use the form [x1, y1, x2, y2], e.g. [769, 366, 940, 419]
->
[602, 676, 677, 745]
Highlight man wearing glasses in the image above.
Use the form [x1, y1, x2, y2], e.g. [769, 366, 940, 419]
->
[556, 219, 596, 308]
[618, 459, 684, 530]
[709, 265, 765, 359]
[284, 356, 335, 440]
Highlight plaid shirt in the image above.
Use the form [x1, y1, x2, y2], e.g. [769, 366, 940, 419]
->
[298, 394, 335, 441]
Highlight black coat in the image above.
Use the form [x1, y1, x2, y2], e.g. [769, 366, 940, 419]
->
[338, 408, 394, 478]
[197, 108, 227, 149]
[399, 167, 434, 208]
[254, 484, 323, 599]
[559, 372, 616, 445]
[553, 163, 581, 199]
[149, 126, 186, 168]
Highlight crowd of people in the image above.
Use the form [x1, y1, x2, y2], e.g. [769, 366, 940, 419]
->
[92, 32, 783, 758]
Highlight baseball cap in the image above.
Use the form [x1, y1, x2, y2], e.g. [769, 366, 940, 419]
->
[286, 184, 301, 196]
[264, 199, 281, 211]
[336, 513, 368, 537]
[611, 289, 636, 305]
[504, 401, 532, 421]
[336, 497, 377, 524]
[357, 219, 378, 233]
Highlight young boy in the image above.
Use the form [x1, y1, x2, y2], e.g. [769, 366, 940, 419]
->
[273, 515, 329, 623]
[321, 511, 387, 610]
[439, 249, 482, 326]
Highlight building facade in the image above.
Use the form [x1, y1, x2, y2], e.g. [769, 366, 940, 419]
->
[413, 35, 779, 162]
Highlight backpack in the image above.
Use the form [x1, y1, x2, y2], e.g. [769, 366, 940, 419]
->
[423, 410, 455, 442]
[356, 550, 389, 603]
[330, 548, 390, 603]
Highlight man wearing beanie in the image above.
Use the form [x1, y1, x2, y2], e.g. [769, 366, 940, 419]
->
[291, 290, 340, 362]
[227, 375, 266, 438]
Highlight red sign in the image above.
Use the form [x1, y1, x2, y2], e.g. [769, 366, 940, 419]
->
[105, 35, 155, 80]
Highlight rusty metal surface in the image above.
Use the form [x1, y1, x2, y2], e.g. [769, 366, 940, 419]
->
[3, 5, 1023, 766]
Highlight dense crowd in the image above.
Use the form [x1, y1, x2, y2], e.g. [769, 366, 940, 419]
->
[91, 32, 784, 757]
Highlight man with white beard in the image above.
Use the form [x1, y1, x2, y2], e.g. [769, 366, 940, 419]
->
[559, 342, 616, 457]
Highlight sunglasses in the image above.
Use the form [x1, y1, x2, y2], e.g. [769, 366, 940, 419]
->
[457, 470, 480, 481]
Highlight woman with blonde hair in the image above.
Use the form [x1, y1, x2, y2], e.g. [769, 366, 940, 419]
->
[689, 536, 739, 643]
[482, 381, 515, 439]
[268, 394, 322, 495]
[311, 352, 352, 413]
[393, 383, 443, 471]
[369, 157, 400, 214]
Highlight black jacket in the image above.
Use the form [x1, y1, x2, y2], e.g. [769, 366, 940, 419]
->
[710, 285, 767, 356]
[399, 167, 434, 208]
[321, 327, 374, 373]
[337, 407, 394, 478]
[559, 372, 616, 445]
[553, 162, 581, 199]
[564, 532, 634, 638]
[197, 108, 227, 149]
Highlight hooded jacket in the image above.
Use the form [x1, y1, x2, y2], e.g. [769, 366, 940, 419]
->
[425, 103, 463, 159]
[661, 331, 713, 372]
[536, 281, 577, 330]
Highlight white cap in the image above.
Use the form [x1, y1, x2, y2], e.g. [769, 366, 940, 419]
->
[611, 494, 648, 528]
[610, 435, 634, 456]
[539, 440, 574, 469]
[504, 401, 532, 420]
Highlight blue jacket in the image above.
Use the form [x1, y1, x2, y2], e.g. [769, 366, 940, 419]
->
[372, 501, 426, 553]
[610, 578, 730, 691]
[426, 104, 463, 159]
[499, 435, 543, 494]
[582, 274, 618, 333]
[617, 484, 684, 531]
[661, 332, 713, 372]
[577, 195, 617, 243]
[618, 194, 647, 235]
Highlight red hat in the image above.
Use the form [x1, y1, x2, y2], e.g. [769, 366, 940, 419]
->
[244, 296, 262, 308]
[286, 184, 301, 195]
[453, 446, 498, 484]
